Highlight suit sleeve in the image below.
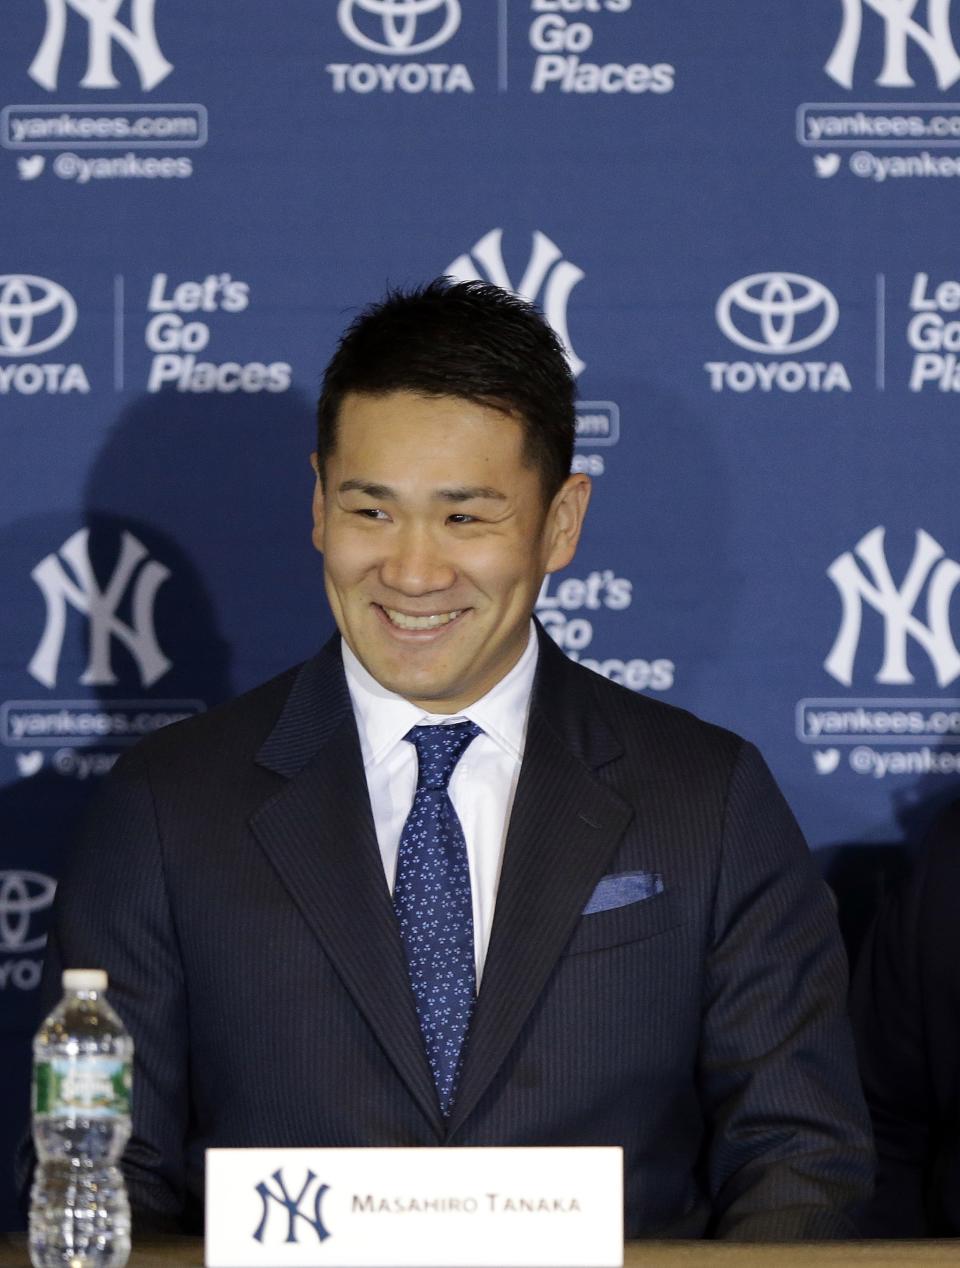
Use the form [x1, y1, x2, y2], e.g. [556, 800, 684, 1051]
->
[37, 746, 192, 1231]
[697, 742, 875, 1240]
[848, 860, 929, 1235]
[849, 803, 960, 1237]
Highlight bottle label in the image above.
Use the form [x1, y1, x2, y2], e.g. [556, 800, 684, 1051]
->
[33, 1056, 132, 1117]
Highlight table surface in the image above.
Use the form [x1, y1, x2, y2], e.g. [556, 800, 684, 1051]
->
[3, 1235, 960, 1266]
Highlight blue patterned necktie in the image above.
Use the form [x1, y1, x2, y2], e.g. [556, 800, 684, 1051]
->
[393, 720, 481, 1115]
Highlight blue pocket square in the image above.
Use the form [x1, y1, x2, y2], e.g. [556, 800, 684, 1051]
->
[582, 870, 664, 915]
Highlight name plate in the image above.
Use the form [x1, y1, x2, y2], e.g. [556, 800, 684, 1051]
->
[205, 1146, 623, 1267]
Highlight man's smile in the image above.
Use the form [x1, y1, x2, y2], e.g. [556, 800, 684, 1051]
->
[378, 605, 466, 632]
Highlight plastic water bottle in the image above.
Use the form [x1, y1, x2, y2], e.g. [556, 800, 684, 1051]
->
[30, 969, 133, 1268]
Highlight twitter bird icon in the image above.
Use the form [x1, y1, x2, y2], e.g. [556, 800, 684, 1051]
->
[16, 751, 44, 778]
[18, 155, 45, 181]
[814, 154, 841, 179]
[813, 749, 841, 775]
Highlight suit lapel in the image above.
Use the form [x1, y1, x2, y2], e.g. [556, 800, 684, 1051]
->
[249, 640, 444, 1137]
[446, 632, 634, 1137]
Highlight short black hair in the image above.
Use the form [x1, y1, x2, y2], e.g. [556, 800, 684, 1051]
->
[316, 278, 576, 499]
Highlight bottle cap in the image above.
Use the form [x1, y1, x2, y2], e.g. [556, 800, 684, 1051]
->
[62, 968, 108, 992]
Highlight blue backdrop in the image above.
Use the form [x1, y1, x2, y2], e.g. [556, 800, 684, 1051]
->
[4, 0, 960, 1227]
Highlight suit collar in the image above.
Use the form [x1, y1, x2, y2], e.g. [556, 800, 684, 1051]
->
[254, 634, 350, 777]
[527, 620, 625, 772]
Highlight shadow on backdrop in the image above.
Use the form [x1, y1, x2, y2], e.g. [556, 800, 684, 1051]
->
[84, 386, 326, 687]
[819, 760, 960, 970]
[574, 378, 735, 709]
[1, 384, 325, 1229]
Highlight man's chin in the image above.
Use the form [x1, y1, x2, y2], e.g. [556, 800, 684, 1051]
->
[380, 671, 463, 712]
[359, 648, 474, 710]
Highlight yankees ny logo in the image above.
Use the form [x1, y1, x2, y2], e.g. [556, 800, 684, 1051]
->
[29, 528, 171, 689]
[446, 229, 586, 376]
[826, 0, 960, 89]
[824, 526, 960, 687]
[253, 1169, 330, 1245]
[30, 0, 174, 91]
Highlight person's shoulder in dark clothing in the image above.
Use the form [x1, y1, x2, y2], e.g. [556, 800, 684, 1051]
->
[851, 799, 960, 1237]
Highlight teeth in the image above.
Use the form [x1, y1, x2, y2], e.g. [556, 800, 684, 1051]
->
[384, 608, 462, 630]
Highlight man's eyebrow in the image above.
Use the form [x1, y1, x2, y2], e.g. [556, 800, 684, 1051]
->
[435, 486, 507, 502]
[338, 480, 507, 503]
[338, 479, 395, 498]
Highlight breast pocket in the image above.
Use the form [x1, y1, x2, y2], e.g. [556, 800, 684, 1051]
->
[561, 889, 683, 956]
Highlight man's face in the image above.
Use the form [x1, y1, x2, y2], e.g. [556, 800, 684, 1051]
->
[312, 391, 590, 713]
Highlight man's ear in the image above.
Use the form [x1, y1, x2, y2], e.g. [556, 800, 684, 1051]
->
[544, 473, 592, 574]
[310, 452, 325, 554]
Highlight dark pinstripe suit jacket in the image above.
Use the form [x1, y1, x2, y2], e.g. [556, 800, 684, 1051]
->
[851, 801, 960, 1236]
[39, 627, 873, 1239]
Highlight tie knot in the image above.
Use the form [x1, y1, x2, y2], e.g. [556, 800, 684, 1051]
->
[406, 721, 481, 791]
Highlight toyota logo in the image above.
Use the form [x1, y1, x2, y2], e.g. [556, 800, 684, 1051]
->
[338, 0, 461, 55]
[0, 871, 57, 954]
[716, 272, 839, 355]
[0, 275, 77, 357]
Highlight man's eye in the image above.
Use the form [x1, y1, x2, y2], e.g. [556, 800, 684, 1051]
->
[447, 513, 477, 525]
[355, 507, 388, 520]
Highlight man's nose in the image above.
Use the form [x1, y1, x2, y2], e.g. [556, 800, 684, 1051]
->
[379, 524, 456, 595]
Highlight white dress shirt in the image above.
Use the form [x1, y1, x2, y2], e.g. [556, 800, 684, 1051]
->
[341, 624, 538, 983]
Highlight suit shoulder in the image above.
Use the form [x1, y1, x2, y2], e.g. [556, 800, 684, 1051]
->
[567, 651, 745, 765]
[906, 799, 960, 931]
[116, 660, 303, 774]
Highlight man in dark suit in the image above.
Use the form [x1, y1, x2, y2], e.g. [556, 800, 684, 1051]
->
[851, 799, 960, 1236]
[38, 280, 872, 1239]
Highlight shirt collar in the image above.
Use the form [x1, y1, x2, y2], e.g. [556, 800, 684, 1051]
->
[342, 621, 539, 769]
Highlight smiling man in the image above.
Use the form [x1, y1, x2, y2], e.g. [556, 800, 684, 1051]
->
[38, 280, 872, 1240]
[312, 389, 587, 712]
